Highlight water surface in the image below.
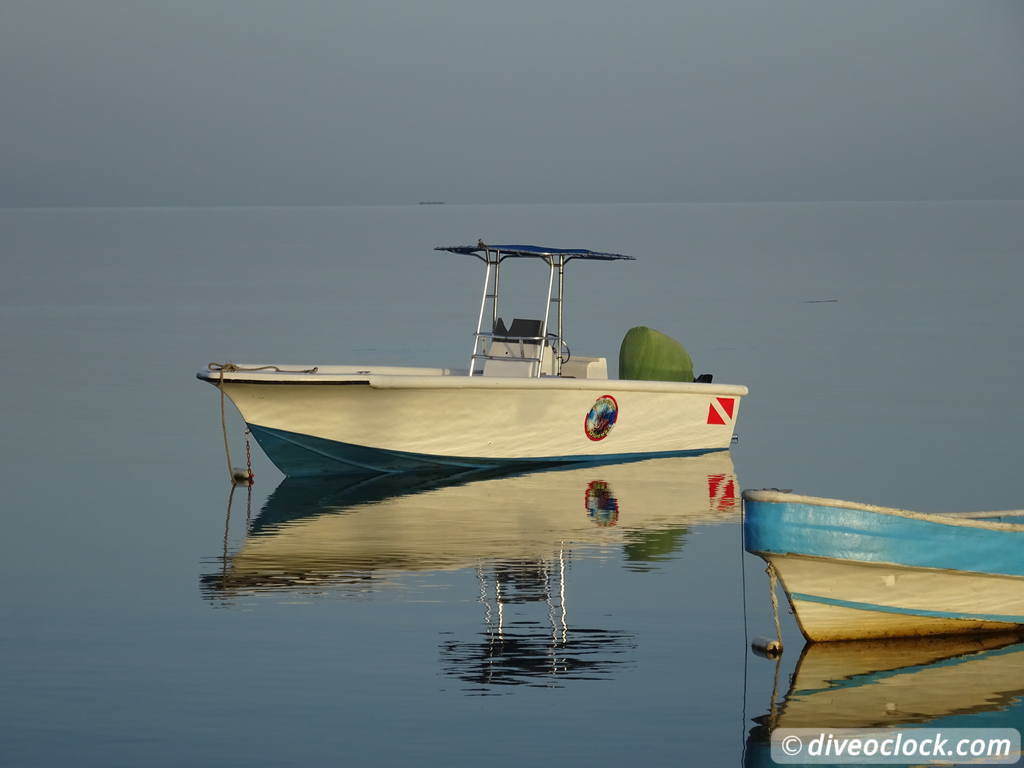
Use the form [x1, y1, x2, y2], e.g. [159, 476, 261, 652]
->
[2, 201, 1022, 766]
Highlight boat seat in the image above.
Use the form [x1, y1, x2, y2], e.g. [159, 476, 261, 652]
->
[508, 318, 543, 341]
[486, 317, 552, 376]
[493, 317, 543, 342]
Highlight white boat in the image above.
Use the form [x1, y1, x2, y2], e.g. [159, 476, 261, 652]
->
[198, 243, 747, 477]
[743, 489, 1024, 641]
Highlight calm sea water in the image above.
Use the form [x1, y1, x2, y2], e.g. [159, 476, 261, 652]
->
[2, 201, 1022, 766]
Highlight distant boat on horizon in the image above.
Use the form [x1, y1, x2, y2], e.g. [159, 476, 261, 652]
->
[418, 201, 445, 205]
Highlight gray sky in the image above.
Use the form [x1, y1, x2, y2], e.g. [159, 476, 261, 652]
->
[2, 0, 1022, 206]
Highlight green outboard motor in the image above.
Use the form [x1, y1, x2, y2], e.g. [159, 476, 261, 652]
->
[618, 326, 694, 382]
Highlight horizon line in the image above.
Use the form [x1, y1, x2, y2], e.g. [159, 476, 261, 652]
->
[3, 196, 1024, 213]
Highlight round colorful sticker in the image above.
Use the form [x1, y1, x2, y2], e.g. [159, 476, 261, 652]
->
[584, 394, 618, 441]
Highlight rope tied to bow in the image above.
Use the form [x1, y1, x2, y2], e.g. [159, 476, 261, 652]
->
[767, 562, 784, 653]
[207, 362, 320, 374]
[207, 362, 320, 484]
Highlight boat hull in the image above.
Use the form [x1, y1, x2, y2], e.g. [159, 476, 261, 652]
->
[206, 371, 746, 477]
[760, 553, 1024, 641]
[744, 491, 1024, 641]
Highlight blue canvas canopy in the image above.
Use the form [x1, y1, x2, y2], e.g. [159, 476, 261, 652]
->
[436, 243, 634, 263]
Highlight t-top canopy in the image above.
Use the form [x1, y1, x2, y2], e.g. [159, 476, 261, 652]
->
[436, 243, 634, 262]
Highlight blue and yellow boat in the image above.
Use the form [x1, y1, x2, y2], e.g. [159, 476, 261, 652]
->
[744, 489, 1024, 641]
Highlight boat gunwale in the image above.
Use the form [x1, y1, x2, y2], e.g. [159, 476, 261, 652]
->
[198, 370, 750, 396]
[743, 489, 1024, 533]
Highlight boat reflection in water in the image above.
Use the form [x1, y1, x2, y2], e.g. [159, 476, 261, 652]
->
[746, 634, 1024, 765]
[202, 453, 739, 689]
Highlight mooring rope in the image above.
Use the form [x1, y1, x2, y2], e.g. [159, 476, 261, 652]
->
[207, 360, 322, 595]
[768, 643, 782, 730]
[208, 362, 320, 485]
[740, 499, 750, 765]
[223, 483, 235, 579]
[216, 365, 235, 484]
[767, 562, 784, 652]
[740, 500, 786, 760]
[207, 362, 320, 374]
[764, 562, 786, 733]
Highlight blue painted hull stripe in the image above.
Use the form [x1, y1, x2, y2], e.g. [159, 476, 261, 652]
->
[248, 423, 725, 477]
[789, 592, 1024, 626]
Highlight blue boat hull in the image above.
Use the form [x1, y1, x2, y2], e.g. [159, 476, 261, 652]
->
[249, 423, 724, 478]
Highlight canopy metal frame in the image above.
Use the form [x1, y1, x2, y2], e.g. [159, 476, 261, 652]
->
[436, 243, 634, 377]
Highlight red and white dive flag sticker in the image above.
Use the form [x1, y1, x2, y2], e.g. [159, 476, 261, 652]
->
[706, 397, 736, 425]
